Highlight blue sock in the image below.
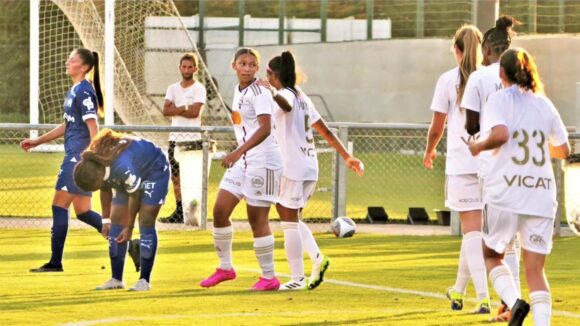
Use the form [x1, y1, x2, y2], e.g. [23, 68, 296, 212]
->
[77, 210, 103, 233]
[139, 226, 158, 282]
[108, 224, 128, 281]
[49, 205, 69, 266]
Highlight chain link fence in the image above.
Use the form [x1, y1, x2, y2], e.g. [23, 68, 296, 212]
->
[2, 123, 577, 235]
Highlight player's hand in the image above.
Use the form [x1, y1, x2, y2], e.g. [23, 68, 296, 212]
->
[257, 79, 272, 89]
[222, 150, 242, 169]
[346, 157, 364, 176]
[101, 223, 110, 239]
[115, 226, 133, 243]
[20, 138, 38, 152]
[468, 140, 481, 156]
[423, 150, 437, 169]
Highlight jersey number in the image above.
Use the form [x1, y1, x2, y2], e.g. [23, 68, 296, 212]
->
[304, 115, 314, 144]
[511, 129, 546, 167]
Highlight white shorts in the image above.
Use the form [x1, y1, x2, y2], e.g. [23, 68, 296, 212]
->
[445, 174, 482, 211]
[483, 204, 554, 255]
[277, 177, 317, 209]
[219, 164, 281, 207]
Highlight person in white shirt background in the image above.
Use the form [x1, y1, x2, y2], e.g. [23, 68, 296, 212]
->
[461, 15, 522, 322]
[261, 50, 364, 291]
[468, 48, 570, 326]
[160, 52, 206, 224]
[423, 24, 491, 314]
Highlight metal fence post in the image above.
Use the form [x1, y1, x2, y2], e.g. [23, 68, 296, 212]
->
[201, 131, 210, 230]
[416, 0, 424, 37]
[528, 0, 537, 34]
[198, 0, 205, 50]
[332, 127, 348, 219]
[450, 210, 461, 236]
[320, 0, 327, 42]
[366, 0, 373, 40]
[558, 0, 565, 33]
[238, 0, 245, 47]
[278, 0, 285, 45]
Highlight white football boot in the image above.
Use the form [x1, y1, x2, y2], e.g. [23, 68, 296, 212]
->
[96, 278, 125, 290]
[128, 278, 151, 291]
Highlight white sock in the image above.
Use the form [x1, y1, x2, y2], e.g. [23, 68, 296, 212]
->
[464, 231, 489, 300]
[213, 226, 233, 270]
[530, 291, 551, 326]
[254, 235, 275, 279]
[504, 239, 521, 297]
[489, 265, 518, 309]
[298, 220, 321, 262]
[281, 222, 304, 281]
[453, 238, 470, 294]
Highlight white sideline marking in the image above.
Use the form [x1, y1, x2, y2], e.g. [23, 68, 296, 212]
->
[59, 269, 580, 326]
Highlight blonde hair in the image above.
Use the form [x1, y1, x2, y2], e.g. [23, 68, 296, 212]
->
[454, 25, 482, 105]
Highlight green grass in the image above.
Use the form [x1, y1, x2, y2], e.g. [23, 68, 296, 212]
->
[1, 229, 579, 325]
[0, 144, 446, 221]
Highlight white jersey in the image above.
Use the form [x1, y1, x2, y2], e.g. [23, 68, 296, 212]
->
[165, 81, 206, 142]
[461, 63, 502, 178]
[231, 81, 283, 170]
[482, 85, 568, 218]
[430, 67, 479, 175]
[273, 87, 322, 181]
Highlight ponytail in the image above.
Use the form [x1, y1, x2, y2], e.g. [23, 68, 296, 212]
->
[482, 15, 521, 55]
[268, 51, 298, 92]
[75, 48, 104, 117]
[500, 48, 543, 94]
[454, 25, 482, 105]
[73, 129, 132, 192]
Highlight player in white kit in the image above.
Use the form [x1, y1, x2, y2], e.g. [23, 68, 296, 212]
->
[262, 51, 364, 291]
[199, 48, 283, 291]
[461, 15, 522, 322]
[423, 25, 491, 314]
[468, 48, 570, 326]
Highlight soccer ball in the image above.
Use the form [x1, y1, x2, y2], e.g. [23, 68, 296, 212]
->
[331, 217, 356, 238]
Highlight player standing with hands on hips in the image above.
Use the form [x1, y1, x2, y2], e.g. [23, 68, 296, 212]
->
[160, 52, 206, 224]
[20, 48, 104, 273]
[468, 48, 569, 326]
[261, 51, 364, 291]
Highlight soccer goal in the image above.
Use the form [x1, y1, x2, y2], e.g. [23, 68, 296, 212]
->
[30, 0, 231, 145]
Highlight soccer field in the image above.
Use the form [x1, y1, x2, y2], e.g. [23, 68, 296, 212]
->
[1, 229, 579, 325]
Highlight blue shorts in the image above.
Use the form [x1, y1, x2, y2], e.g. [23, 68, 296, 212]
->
[112, 166, 170, 206]
[56, 154, 92, 197]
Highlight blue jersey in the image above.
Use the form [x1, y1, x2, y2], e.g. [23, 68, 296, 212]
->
[105, 137, 169, 194]
[63, 79, 98, 155]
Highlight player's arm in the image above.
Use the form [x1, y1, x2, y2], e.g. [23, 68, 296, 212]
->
[162, 99, 185, 117]
[99, 183, 113, 238]
[423, 112, 446, 169]
[549, 143, 570, 159]
[85, 118, 99, 140]
[468, 124, 509, 156]
[221, 114, 272, 168]
[272, 93, 292, 112]
[465, 109, 480, 136]
[312, 119, 363, 176]
[180, 102, 203, 119]
[20, 123, 66, 151]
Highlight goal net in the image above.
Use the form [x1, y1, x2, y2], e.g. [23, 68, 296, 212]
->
[38, 0, 231, 143]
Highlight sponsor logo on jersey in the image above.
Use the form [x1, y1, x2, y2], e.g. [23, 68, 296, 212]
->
[251, 176, 264, 188]
[300, 146, 316, 157]
[503, 175, 552, 190]
[66, 98, 73, 107]
[63, 112, 75, 123]
[83, 97, 95, 110]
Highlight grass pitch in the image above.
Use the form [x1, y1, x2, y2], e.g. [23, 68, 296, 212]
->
[1, 229, 579, 325]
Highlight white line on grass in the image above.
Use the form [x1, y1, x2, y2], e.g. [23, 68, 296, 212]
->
[241, 268, 580, 320]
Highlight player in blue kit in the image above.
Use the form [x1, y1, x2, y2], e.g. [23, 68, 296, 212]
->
[73, 129, 170, 291]
[20, 48, 104, 273]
